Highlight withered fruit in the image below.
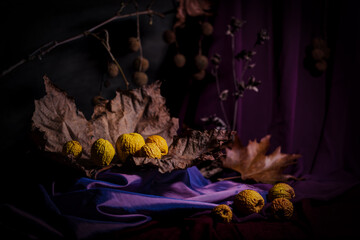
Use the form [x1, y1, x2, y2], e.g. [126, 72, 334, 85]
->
[116, 133, 145, 162]
[194, 55, 209, 70]
[140, 142, 162, 159]
[128, 37, 140, 52]
[233, 189, 265, 215]
[270, 198, 294, 220]
[107, 62, 119, 78]
[91, 138, 115, 166]
[174, 53, 186, 68]
[202, 22, 214, 36]
[133, 57, 149, 72]
[62, 140, 82, 159]
[193, 70, 206, 81]
[145, 135, 168, 156]
[163, 30, 176, 44]
[133, 72, 148, 87]
[212, 204, 233, 223]
[268, 183, 295, 202]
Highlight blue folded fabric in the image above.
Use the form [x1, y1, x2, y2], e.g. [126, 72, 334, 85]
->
[52, 166, 270, 239]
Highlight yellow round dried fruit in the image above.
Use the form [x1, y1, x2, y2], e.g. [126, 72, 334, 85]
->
[268, 183, 295, 202]
[233, 189, 265, 215]
[140, 142, 162, 159]
[116, 133, 145, 162]
[62, 140, 82, 159]
[212, 204, 233, 223]
[145, 135, 168, 156]
[270, 198, 294, 220]
[91, 138, 115, 166]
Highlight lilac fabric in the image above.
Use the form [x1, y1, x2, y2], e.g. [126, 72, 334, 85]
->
[52, 166, 270, 239]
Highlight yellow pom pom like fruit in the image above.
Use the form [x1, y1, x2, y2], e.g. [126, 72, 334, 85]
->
[145, 135, 168, 156]
[268, 183, 295, 202]
[270, 198, 294, 220]
[133, 72, 148, 87]
[195, 55, 209, 70]
[212, 204, 233, 223]
[234, 189, 265, 215]
[116, 133, 145, 162]
[140, 142, 162, 159]
[91, 138, 115, 166]
[62, 140, 82, 159]
[128, 37, 140, 52]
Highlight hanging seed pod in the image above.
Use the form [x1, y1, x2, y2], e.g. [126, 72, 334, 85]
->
[128, 37, 140, 52]
[133, 57, 149, 72]
[174, 53, 186, 68]
[108, 62, 119, 78]
[163, 30, 176, 44]
[193, 70, 206, 81]
[195, 55, 209, 70]
[133, 72, 148, 87]
[311, 48, 325, 61]
[315, 60, 327, 72]
[202, 22, 214, 36]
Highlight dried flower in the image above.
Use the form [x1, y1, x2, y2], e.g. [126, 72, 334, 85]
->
[200, 115, 227, 129]
[246, 76, 261, 92]
[219, 89, 229, 101]
[211, 53, 221, 66]
[235, 50, 256, 61]
[256, 29, 270, 45]
[226, 17, 246, 35]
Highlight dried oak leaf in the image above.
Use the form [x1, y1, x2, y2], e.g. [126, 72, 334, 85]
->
[32, 76, 179, 165]
[222, 135, 301, 184]
[130, 129, 234, 173]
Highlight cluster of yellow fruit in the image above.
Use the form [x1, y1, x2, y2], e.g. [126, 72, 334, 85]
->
[211, 183, 295, 223]
[62, 133, 168, 166]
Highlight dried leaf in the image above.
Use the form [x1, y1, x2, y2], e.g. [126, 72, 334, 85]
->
[129, 129, 234, 173]
[174, 0, 212, 28]
[32, 76, 179, 164]
[222, 135, 301, 184]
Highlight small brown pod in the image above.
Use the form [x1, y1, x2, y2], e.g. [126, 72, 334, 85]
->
[133, 72, 148, 87]
[202, 22, 214, 36]
[195, 55, 209, 70]
[174, 53, 186, 68]
[133, 57, 149, 72]
[129, 37, 140, 52]
[163, 30, 176, 44]
[108, 62, 119, 78]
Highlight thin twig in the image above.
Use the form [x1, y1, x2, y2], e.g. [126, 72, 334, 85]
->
[214, 67, 230, 129]
[1, 9, 164, 79]
[90, 31, 129, 89]
[231, 34, 239, 131]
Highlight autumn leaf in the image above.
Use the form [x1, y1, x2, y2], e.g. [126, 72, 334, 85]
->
[222, 135, 301, 184]
[130, 129, 234, 173]
[32, 76, 179, 164]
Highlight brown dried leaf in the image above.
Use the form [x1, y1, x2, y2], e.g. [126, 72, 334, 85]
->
[32, 76, 179, 165]
[130, 129, 234, 173]
[174, 0, 212, 28]
[222, 135, 301, 184]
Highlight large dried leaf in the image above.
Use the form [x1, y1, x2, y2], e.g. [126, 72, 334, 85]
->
[130, 129, 234, 173]
[222, 135, 301, 184]
[32, 76, 178, 162]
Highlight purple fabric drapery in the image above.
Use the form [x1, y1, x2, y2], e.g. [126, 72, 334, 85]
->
[193, 0, 360, 181]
